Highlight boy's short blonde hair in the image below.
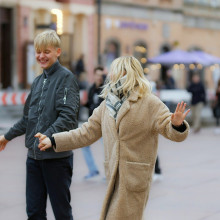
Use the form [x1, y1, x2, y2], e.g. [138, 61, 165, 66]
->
[34, 30, 61, 50]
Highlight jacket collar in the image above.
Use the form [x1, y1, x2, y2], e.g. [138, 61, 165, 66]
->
[43, 60, 60, 77]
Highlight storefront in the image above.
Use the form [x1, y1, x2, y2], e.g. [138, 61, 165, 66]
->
[99, 1, 220, 91]
[0, 0, 95, 89]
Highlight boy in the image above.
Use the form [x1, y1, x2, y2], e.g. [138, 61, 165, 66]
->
[0, 30, 79, 219]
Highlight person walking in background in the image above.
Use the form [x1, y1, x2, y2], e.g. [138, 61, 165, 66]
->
[75, 54, 85, 79]
[36, 56, 190, 220]
[164, 69, 176, 90]
[153, 157, 163, 182]
[82, 66, 105, 180]
[145, 74, 163, 181]
[0, 30, 80, 220]
[213, 79, 220, 134]
[187, 73, 206, 133]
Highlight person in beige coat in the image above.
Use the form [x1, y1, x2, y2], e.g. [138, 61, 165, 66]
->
[35, 56, 190, 220]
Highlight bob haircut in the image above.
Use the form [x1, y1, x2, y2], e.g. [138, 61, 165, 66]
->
[34, 30, 61, 50]
[100, 56, 152, 99]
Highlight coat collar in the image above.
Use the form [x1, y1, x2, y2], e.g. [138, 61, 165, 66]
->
[115, 90, 139, 129]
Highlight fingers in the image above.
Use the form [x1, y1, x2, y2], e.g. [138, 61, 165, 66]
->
[39, 135, 47, 142]
[175, 103, 179, 112]
[183, 109, 191, 118]
[39, 143, 51, 151]
[179, 102, 186, 113]
[35, 133, 47, 142]
[34, 133, 42, 138]
[38, 142, 45, 149]
[39, 144, 48, 151]
[175, 101, 188, 113]
[38, 138, 52, 151]
[0, 144, 6, 152]
[38, 142, 46, 151]
[178, 101, 184, 112]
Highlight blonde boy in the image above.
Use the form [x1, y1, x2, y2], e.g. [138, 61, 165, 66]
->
[0, 30, 79, 219]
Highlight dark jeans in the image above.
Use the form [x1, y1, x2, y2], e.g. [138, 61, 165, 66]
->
[26, 155, 73, 220]
[155, 156, 161, 174]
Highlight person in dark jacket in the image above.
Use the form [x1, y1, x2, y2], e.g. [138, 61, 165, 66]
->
[75, 54, 85, 78]
[187, 73, 206, 133]
[82, 66, 105, 179]
[213, 79, 220, 134]
[0, 30, 80, 220]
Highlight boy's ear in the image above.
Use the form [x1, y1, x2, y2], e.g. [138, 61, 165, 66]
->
[57, 48, 61, 57]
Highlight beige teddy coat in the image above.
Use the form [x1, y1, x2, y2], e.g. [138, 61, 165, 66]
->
[53, 91, 190, 220]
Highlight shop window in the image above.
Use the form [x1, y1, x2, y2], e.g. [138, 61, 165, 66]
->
[133, 41, 147, 69]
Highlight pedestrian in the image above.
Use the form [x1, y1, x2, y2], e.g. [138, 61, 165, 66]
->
[75, 54, 85, 78]
[82, 66, 105, 180]
[145, 74, 163, 181]
[0, 30, 80, 220]
[187, 73, 206, 133]
[164, 69, 176, 90]
[213, 79, 220, 134]
[36, 56, 190, 220]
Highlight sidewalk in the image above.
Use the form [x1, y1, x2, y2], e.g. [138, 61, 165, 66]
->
[0, 118, 220, 219]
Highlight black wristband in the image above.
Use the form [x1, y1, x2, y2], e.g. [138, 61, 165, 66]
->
[172, 122, 187, 133]
[49, 136, 56, 148]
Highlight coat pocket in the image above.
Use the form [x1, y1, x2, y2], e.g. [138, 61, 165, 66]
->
[125, 161, 151, 192]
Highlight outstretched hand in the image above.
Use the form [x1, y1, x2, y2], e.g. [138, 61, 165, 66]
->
[0, 135, 9, 152]
[171, 101, 190, 127]
[35, 133, 52, 151]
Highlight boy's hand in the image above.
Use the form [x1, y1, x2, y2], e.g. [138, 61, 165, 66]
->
[171, 101, 190, 127]
[35, 133, 47, 142]
[35, 133, 52, 151]
[38, 137, 52, 151]
[0, 135, 9, 152]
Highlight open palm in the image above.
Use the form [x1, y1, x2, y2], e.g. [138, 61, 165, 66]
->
[171, 101, 190, 127]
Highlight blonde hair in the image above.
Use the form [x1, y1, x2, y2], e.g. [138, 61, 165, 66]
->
[34, 30, 61, 50]
[100, 56, 152, 99]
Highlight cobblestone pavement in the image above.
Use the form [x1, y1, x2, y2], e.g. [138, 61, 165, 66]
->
[0, 113, 220, 220]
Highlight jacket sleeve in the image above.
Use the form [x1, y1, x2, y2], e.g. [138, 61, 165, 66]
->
[152, 96, 190, 142]
[43, 74, 80, 137]
[53, 102, 103, 152]
[4, 91, 32, 141]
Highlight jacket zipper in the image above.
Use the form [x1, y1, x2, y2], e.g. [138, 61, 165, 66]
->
[34, 78, 47, 159]
[63, 88, 68, 104]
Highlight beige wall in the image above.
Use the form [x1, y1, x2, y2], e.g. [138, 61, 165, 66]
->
[99, 5, 220, 89]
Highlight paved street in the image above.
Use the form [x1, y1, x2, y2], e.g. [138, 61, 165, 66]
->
[0, 109, 220, 220]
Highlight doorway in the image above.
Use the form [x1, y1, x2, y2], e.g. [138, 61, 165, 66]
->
[0, 7, 12, 89]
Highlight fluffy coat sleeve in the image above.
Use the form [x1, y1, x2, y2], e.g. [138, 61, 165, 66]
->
[151, 95, 190, 142]
[53, 102, 103, 152]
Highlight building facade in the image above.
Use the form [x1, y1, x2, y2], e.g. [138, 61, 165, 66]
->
[0, 0, 96, 90]
[99, 0, 220, 90]
[1, 0, 220, 91]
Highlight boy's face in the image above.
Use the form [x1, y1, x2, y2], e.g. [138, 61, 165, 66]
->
[35, 46, 61, 69]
